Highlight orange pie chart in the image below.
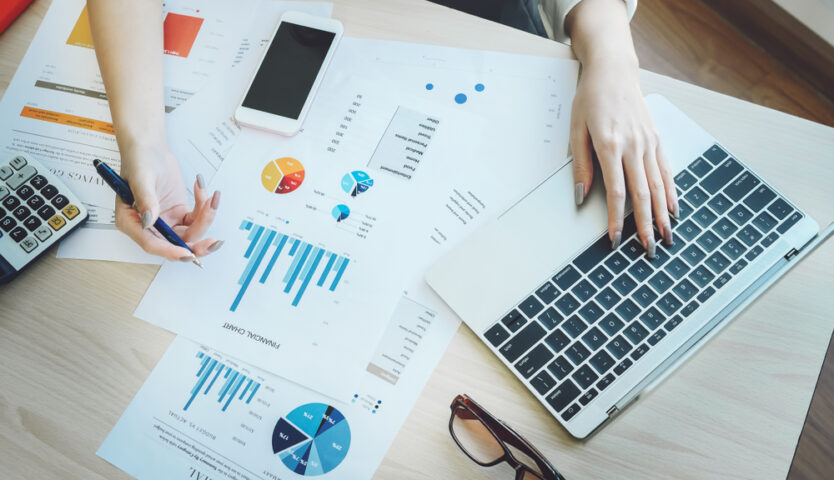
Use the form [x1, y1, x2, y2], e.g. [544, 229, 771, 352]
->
[261, 157, 305, 194]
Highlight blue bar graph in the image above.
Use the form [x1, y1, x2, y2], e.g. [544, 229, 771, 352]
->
[230, 220, 351, 311]
[184, 351, 261, 412]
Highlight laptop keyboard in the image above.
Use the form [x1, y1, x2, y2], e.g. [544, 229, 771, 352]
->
[483, 144, 804, 422]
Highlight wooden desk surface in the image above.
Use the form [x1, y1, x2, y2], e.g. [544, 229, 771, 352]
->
[1, 1, 833, 479]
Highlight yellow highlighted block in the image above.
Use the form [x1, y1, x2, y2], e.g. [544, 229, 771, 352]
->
[67, 6, 95, 49]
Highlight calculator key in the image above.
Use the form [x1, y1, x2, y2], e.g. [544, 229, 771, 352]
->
[26, 195, 45, 210]
[62, 204, 81, 220]
[682, 244, 707, 266]
[596, 373, 615, 391]
[723, 171, 760, 202]
[707, 193, 732, 215]
[572, 365, 599, 390]
[674, 170, 698, 191]
[737, 226, 763, 247]
[767, 198, 793, 220]
[657, 294, 683, 316]
[664, 315, 683, 332]
[546, 380, 581, 412]
[565, 341, 591, 365]
[693, 207, 718, 228]
[48, 214, 67, 231]
[752, 212, 778, 233]
[499, 321, 546, 362]
[684, 186, 709, 208]
[16, 184, 34, 200]
[34, 224, 52, 242]
[713, 218, 738, 239]
[530, 370, 557, 395]
[589, 350, 615, 374]
[515, 344, 554, 378]
[535, 281, 560, 305]
[485, 323, 510, 347]
[548, 356, 575, 380]
[689, 266, 715, 288]
[19, 236, 38, 253]
[613, 358, 634, 375]
[579, 389, 599, 406]
[538, 307, 564, 330]
[0, 166, 13, 180]
[599, 313, 625, 336]
[23, 215, 41, 231]
[0, 185, 8, 201]
[555, 293, 581, 316]
[705, 252, 732, 273]
[501, 309, 525, 331]
[561, 403, 581, 421]
[701, 158, 743, 194]
[595, 287, 621, 310]
[743, 185, 776, 212]
[2, 195, 20, 210]
[0, 216, 16, 232]
[40, 184, 58, 199]
[688, 157, 713, 177]
[545, 329, 571, 353]
[639, 306, 665, 330]
[571, 279, 597, 303]
[777, 212, 803, 234]
[615, 298, 640, 321]
[37, 205, 56, 220]
[728, 204, 754, 226]
[13, 205, 31, 220]
[588, 266, 614, 288]
[9, 156, 27, 169]
[720, 238, 746, 259]
[678, 220, 702, 242]
[648, 270, 674, 294]
[30, 174, 47, 189]
[52, 194, 69, 209]
[606, 335, 632, 359]
[581, 327, 607, 351]
[673, 279, 698, 302]
[553, 264, 582, 290]
[633, 285, 658, 308]
[696, 230, 721, 252]
[562, 315, 588, 338]
[10, 226, 27, 242]
[604, 251, 630, 275]
[7, 165, 37, 190]
[519, 295, 545, 318]
[627, 260, 652, 283]
[703, 145, 728, 164]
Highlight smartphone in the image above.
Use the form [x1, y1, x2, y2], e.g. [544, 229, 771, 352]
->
[235, 12, 343, 136]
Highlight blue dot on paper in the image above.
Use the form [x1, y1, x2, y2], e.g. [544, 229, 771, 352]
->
[475, 83, 485, 92]
[425, 83, 434, 90]
[454, 93, 467, 104]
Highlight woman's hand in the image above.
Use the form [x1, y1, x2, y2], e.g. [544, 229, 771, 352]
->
[115, 142, 223, 261]
[567, 0, 678, 257]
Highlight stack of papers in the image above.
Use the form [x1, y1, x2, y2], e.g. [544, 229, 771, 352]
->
[0, 0, 580, 478]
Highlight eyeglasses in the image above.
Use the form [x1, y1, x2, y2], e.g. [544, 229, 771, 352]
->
[449, 394, 566, 480]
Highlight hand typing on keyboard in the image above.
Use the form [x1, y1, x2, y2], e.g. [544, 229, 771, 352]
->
[566, 0, 678, 258]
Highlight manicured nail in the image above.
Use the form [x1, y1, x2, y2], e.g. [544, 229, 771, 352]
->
[197, 174, 206, 190]
[663, 224, 674, 247]
[672, 202, 680, 219]
[611, 231, 622, 250]
[575, 183, 584, 206]
[141, 211, 153, 229]
[179, 256, 193, 262]
[211, 191, 221, 210]
[208, 240, 224, 252]
[646, 237, 656, 259]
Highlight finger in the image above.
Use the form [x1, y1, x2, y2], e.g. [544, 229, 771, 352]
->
[127, 171, 161, 230]
[644, 147, 673, 247]
[114, 200, 194, 261]
[189, 237, 224, 257]
[593, 138, 626, 249]
[178, 191, 220, 242]
[623, 149, 656, 258]
[571, 121, 594, 206]
[184, 175, 208, 226]
[656, 141, 679, 219]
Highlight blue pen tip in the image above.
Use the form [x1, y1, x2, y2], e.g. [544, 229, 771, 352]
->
[93, 159, 102, 168]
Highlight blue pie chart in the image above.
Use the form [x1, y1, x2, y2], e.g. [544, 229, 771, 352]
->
[331, 204, 350, 222]
[273, 403, 351, 476]
[340, 170, 374, 197]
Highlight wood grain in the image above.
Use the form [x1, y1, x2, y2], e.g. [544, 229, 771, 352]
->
[0, 1, 833, 480]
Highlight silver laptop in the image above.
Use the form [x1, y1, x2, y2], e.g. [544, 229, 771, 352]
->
[426, 94, 832, 439]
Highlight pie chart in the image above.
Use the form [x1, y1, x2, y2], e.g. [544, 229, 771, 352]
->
[272, 403, 351, 476]
[261, 157, 305, 194]
[340, 170, 373, 197]
[331, 204, 350, 222]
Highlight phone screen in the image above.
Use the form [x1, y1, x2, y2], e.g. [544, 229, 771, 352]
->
[242, 22, 336, 120]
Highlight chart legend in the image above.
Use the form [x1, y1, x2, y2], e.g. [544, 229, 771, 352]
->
[184, 351, 260, 412]
[261, 157, 306, 194]
[273, 403, 351, 476]
[231, 220, 350, 311]
[340, 170, 373, 197]
[162, 13, 204, 57]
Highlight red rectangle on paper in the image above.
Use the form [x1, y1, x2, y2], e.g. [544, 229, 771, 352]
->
[163, 12, 203, 58]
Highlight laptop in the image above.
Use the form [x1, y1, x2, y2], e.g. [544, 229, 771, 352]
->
[426, 94, 833, 439]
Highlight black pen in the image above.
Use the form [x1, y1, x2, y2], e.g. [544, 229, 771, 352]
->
[93, 159, 202, 268]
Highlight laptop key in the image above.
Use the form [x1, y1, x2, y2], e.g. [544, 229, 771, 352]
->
[714, 273, 732, 289]
[572, 279, 598, 303]
[613, 358, 634, 375]
[657, 294, 683, 316]
[713, 218, 738, 239]
[530, 370, 557, 395]
[623, 321, 649, 344]
[599, 313, 625, 336]
[596, 373, 615, 391]
[777, 211, 803, 234]
[589, 350, 615, 374]
[738, 226, 763, 247]
[630, 343, 650, 361]
[562, 315, 588, 338]
[647, 329, 666, 346]
[499, 321, 546, 362]
[720, 238, 746, 260]
[745, 245, 764, 261]
[589, 265, 614, 289]
[730, 259, 748, 275]
[561, 403, 581, 421]
[673, 279, 698, 302]
[579, 388, 599, 406]
[664, 315, 683, 332]
[680, 301, 699, 317]
[703, 145, 728, 165]
[724, 171, 760, 202]
[648, 270, 674, 294]
[674, 170, 698, 191]
[515, 344, 555, 378]
[627, 260, 653, 282]
[578, 301, 604, 324]
[689, 265, 715, 288]
[647, 246, 670, 267]
[761, 231, 779, 248]
[615, 298, 640, 321]
[682, 244, 707, 266]
[708, 193, 732, 215]
[678, 220, 702, 242]
[546, 379, 581, 412]
[744, 185, 776, 212]
[684, 186, 709, 208]
[485, 323, 511, 347]
[767, 198, 793, 220]
[535, 281, 560, 305]
[705, 251, 732, 273]
[566, 341, 591, 365]
[634, 285, 658, 309]
[547, 356, 574, 380]
[693, 207, 718, 229]
[621, 237, 644, 261]
[752, 212, 778, 234]
[582, 326, 607, 351]
[606, 335, 632, 359]
[574, 235, 613, 274]
[519, 295, 545, 318]
[604, 251, 630, 275]
[595, 287, 621, 310]
[696, 230, 721, 252]
[555, 293, 581, 316]
[545, 329, 571, 353]
[573, 365, 599, 390]
[728, 204, 754, 226]
[553, 264, 582, 290]
[677, 199, 694, 220]
[539, 307, 564, 330]
[697, 286, 716, 303]
[639, 306, 665, 330]
[665, 257, 690, 280]
[688, 157, 713, 177]
[701, 157, 744, 194]
[501, 309, 525, 330]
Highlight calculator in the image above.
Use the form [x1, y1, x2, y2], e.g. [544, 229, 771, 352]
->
[0, 154, 88, 282]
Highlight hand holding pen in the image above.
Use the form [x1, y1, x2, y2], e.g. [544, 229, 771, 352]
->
[93, 157, 224, 265]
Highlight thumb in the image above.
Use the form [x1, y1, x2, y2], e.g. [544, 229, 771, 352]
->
[129, 173, 160, 230]
[571, 122, 594, 206]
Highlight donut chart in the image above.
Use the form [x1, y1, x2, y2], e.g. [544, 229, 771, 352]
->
[272, 403, 351, 476]
[261, 157, 305, 194]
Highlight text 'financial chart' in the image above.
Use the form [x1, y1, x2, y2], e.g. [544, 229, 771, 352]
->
[185, 351, 261, 412]
[273, 403, 351, 476]
[232, 220, 350, 311]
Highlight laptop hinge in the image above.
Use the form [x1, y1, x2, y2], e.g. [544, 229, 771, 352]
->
[784, 248, 799, 261]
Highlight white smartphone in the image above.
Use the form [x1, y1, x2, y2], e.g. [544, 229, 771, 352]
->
[235, 12, 343, 136]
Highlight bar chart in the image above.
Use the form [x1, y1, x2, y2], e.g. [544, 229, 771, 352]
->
[231, 220, 350, 311]
[184, 351, 261, 412]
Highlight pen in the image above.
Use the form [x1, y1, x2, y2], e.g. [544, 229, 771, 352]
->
[92, 159, 203, 268]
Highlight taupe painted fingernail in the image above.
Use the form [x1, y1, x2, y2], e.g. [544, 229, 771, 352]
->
[646, 237, 656, 259]
[208, 240, 224, 253]
[663, 224, 674, 247]
[673, 202, 680, 219]
[179, 256, 193, 262]
[197, 174, 206, 190]
[611, 231, 622, 250]
[211, 191, 221, 210]
[575, 183, 584, 206]
[141, 211, 153, 229]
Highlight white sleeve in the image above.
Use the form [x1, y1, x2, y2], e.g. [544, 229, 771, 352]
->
[542, 0, 638, 44]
